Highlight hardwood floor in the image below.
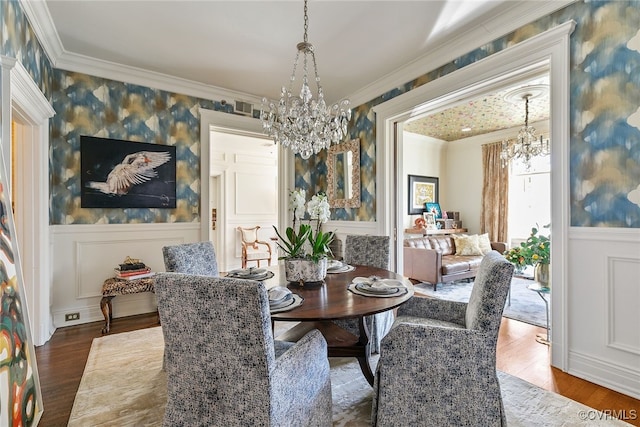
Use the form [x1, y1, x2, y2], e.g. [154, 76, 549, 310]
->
[34, 313, 640, 426]
[496, 320, 640, 426]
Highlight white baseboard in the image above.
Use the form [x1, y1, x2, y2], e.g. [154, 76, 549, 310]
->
[569, 350, 640, 400]
[52, 292, 157, 329]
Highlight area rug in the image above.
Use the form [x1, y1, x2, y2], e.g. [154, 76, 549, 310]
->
[68, 326, 628, 426]
[414, 277, 548, 328]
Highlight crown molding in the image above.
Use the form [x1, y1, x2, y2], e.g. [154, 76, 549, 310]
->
[19, 0, 264, 106]
[53, 51, 265, 106]
[346, 0, 576, 107]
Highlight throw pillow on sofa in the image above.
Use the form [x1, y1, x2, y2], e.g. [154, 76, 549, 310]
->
[478, 233, 493, 254]
[453, 234, 483, 256]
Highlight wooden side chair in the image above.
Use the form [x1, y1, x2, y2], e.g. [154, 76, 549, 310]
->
[237, 226, 272, 268]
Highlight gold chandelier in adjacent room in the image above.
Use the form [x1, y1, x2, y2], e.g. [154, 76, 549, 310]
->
[260, 0, 351, 160]
[501, 86, 550, 169]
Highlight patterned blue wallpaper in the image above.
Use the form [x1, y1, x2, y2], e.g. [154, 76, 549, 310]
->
[3, 0, 640, 227]
[569, 1, 640, 226]
[0, 0, 53, 123]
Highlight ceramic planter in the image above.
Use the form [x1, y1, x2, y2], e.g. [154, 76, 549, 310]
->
[284, 258, 327, 287]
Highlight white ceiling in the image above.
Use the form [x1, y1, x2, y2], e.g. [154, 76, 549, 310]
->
[28, 0, 570, 137]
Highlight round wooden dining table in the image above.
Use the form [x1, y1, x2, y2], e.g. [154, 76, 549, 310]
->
[265, 263, 414, 386]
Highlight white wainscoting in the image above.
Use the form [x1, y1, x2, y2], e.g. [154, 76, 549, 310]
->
[566, 227, 640, 399]
[50, 223, 201, 329]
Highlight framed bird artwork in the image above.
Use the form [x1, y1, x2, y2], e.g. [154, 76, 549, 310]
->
[80, 136, 177, 208]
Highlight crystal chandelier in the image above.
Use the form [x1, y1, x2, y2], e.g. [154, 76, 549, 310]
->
[501, 93, 550, 169]
[260, 0, 351, 160]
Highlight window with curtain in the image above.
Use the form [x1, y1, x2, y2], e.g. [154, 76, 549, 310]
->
[507, 155, 551, 247]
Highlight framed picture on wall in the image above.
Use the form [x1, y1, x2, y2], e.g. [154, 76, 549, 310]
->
[81, 136, 177, 208]
[408, 175, 439, 215]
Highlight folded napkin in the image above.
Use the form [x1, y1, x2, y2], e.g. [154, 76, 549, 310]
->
[326, 260, 355, 274]
[228, 267, 267, 278]
[268, 286, 293, 307]
[352, 276, 406, 295]
[352, 276, 404, 287]
[326, 259, 343, 270]
[270, 292, 303, 313]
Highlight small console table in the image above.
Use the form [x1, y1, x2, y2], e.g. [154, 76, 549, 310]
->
[100, 276, 155, 334]
[404, 228, 468, 236]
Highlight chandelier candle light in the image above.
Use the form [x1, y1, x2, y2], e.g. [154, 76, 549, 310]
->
[500, 88, 550, 169]
[261, 0, 351, 159]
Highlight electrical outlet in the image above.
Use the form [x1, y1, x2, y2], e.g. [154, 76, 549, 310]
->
[65, 312, 80, 321]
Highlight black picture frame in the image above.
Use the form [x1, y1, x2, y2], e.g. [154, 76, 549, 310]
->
[408, 175, 439, 215]
[81, 136, 177, 208]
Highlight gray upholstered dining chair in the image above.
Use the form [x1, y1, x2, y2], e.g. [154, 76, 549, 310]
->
[162, 241, 219, 276]
[336, 234, 394, 354]
[371, 250, 514, 426]
[154, 273, 332, 426]
[344, 235, 391, 270]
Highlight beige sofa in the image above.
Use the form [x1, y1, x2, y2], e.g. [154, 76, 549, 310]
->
[403, 235, 507, 290]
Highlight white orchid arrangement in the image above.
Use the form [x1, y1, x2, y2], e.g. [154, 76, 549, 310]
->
[274, 189, 334, 262]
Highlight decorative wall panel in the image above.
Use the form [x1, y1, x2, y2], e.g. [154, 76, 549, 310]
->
[607, 256, 640, 355]
[235, 172, 278, 215]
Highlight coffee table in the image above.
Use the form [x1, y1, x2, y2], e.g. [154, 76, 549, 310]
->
[266, 264, 414, 386]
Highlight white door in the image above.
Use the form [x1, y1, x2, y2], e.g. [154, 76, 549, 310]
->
[210, 131, 278, 272]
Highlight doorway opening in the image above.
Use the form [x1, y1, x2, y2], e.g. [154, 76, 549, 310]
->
[3, 58, 56, 345]
[373, 22, 573, 369]
[198, 108, 292, 273]
[209, 129, 279, 272]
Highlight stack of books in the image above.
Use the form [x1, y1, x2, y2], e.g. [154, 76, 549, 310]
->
[114, 258, 154, 280]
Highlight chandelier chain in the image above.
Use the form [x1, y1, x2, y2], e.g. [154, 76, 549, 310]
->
[303, 0, 308, 44]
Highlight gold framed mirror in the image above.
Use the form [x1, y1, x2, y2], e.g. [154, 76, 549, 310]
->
[327, 138, 360, 208]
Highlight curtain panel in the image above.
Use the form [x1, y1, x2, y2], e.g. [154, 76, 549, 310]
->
[481, 142, 509, 243]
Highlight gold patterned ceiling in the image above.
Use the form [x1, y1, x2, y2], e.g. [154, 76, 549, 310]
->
[404, 76, 550, 141]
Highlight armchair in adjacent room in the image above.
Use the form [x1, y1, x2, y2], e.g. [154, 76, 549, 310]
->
[372, 250, 514, 426]
[237, 225, 272, 268]
[162, 241, 219, 277]
[154, 273, 332, 426]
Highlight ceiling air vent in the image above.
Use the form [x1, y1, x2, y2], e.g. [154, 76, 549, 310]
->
[235, 100, 253, 116]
